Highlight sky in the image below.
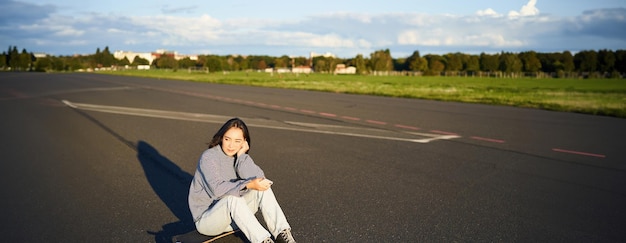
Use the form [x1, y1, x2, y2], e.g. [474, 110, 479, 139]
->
[1, 0, 625, 58]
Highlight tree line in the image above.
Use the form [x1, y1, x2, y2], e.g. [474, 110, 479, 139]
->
[2, 45, 625, 78]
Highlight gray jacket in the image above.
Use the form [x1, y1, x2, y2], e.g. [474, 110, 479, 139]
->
[188, 145, 265, 222]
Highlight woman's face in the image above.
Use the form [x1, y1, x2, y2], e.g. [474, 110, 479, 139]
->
[221, 127, 245, 157]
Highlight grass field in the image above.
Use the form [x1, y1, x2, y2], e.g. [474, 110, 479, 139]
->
[99, 69, 626, 118]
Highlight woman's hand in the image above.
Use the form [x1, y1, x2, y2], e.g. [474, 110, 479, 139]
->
[237, 141, 249, 157]
[247, 178, 273, 191]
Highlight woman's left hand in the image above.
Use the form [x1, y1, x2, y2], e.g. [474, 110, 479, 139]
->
[237, 141, 249, 157]
[247, 178, 272, 191]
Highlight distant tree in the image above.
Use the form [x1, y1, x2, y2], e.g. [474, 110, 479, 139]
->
[480, 53, 499, 72]
[118, 57, 130, 66]
[313, 59, 327, 72]
[519, 51, 542, 73]
[406, 51, 427, 73]
[8, 46, 19, 70]
[311, 56, 341, 73]
[614, 50, 626, 74]
[464, 55, 480, 74]
[329, 57, 342, 73]
[154, 55, 178, 69]
[499, 52, 523, 75]
[444, 53, 463, 73]
[561, 51, 575, 72]
[224, 56, 239, 71]
[101, 46, 116, 67]
[275, 55, 290, 69]
[353, 54, 368, 74]
[0, 52, 6, 68]
[53, 56, 67, 71]
[229, 55, 245, 70]
[257, 59, 267, 70]
[92, 47, 101, 68]
[574, 50, 598, 72]
[18, 48, 33, 71]
[537, 52, 557, 73]
[293, 56, 308, 67]
[424, 54, 444, 75]
[90, 46, 116, 67]
[67, 56, 85, 71]
[131, 56, 150, 65]
[34, 56, 51, 71]
[369, 49, 393, 72]
[248, 55, 273, 70]
[393, 57, 406, 71]
[597, 49, 616, 73]
[178, 57, 197, 69]
[204, 55, 223, 71]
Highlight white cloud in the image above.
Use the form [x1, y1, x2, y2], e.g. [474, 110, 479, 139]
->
[2, 0, 625, 57]
[509, 0, 540, 18]
[54, 27, 84, 37]
[476, 8, 500, 17]
[397, 30, 441, 46]
[314, 12, 373, 24]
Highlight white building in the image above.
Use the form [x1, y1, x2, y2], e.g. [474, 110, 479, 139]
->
[310, 51, 336, 59]
[114, 51, 154, 64]
[292, 66, 312, 74]
[113, 50, 198, 65]
[335, 64, 356, 74]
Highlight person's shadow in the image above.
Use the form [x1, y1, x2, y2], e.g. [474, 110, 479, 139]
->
[68, 107, 242, 242]
[136, 141, 196, 242]
[136, 141, 247, 243]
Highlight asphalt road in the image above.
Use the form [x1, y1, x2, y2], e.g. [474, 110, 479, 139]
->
[1, 72, 625, 242]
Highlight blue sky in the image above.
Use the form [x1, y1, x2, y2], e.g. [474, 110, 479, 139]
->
[1, 0, 625, 58]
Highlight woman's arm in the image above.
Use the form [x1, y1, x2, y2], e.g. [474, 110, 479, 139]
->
[198, 150, 248, 198]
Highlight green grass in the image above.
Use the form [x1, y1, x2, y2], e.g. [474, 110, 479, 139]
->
[99, 69, 626, 118]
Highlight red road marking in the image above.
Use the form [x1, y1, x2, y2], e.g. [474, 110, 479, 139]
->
[341, 116, 361, 121]
[430, 130, 458, 135]
[552, 148, 606, 158]
[395, 124, 420, 130]
[319, 112, 337, 117]
[471, 136, 505, 143]
[366, 119, 387, 125]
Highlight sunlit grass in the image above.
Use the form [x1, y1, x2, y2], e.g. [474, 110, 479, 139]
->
[100, 69, 626, 118]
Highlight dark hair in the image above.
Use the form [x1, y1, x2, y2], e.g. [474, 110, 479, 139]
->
[208, 118, 251, 153]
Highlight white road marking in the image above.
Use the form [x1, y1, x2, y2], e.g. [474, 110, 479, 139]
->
[62, 100, 460, 143]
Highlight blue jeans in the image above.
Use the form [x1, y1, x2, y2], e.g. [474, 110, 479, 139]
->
[195, 188, 291, 243]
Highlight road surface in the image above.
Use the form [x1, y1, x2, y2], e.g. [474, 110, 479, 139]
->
[1, 72, 625, 242]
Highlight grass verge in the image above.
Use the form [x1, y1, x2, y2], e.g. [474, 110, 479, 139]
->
[98, 69, 626, 118]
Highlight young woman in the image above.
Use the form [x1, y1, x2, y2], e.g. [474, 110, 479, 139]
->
[188, 118, 296, 243]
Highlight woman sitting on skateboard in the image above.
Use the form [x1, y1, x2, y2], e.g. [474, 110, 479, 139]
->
[188, 118, 297, 243]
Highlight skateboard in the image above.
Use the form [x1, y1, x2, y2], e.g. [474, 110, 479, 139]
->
[174, 229, 241, 243]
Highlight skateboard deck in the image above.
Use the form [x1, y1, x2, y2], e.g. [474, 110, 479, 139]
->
[173, 229, 241, 243]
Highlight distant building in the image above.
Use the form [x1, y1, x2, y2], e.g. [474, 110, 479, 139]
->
[292, 66, 312, 74]
[114, 51, 154, 64]
[114, 49, 198, 65]
[310, 51, 336, 59]
[335, 64, 356, 74]
[33, 53, 47, 58]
